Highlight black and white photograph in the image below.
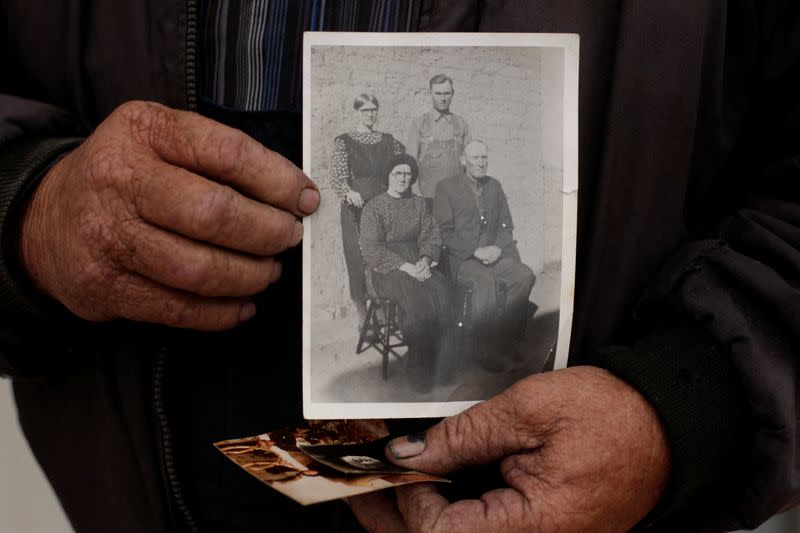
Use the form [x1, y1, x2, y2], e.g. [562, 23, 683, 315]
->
[303, 32, 578, 419]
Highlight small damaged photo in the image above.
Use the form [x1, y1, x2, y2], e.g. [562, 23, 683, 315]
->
[297, 440, 414, 475]
[214, 420, 447, 505]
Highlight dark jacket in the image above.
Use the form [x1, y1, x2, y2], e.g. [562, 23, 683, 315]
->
[2, 1, 800, 532]
[432, 174, 519, 278]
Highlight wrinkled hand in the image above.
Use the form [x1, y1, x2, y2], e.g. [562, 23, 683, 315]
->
[346, 190, 364, 208]
[350, 367, 670, 533]
[474, 245, 502, 265]
[19, 100, 319, 330]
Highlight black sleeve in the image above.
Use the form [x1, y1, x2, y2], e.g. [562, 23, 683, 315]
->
[0, 94, 88, 377]
[598, 4, 800, 530]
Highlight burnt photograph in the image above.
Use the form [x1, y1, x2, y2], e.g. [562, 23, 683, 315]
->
[303, 33, 579, 419]
[215, 420, 446, 505]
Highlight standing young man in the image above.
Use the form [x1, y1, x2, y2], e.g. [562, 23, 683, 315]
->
[407, 74, 471, 198]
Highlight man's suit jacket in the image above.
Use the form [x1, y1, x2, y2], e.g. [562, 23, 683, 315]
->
[432, 174, 519, 279]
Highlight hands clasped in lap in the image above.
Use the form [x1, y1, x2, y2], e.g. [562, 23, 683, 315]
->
[399, 258, 432, 282]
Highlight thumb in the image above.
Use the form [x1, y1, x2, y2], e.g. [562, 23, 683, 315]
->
[385, 396, 539, 475]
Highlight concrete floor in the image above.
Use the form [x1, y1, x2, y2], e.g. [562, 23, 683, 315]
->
[309, 268, 562, 404]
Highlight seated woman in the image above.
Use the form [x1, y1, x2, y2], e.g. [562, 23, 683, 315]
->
[358, 154, 453, 392]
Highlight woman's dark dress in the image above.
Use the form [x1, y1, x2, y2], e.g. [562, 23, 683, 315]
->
[359, 193, 453, 382]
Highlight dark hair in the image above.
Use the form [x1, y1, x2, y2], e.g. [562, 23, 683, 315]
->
[353, 93, 379, 110]
[384, 153, 419, 189]
[429, 74, 454, 89]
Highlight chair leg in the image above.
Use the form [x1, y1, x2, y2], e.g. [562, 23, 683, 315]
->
[454, 289, 474, 359]
[382, 303, 392, 380]
[356, 300, 376, 353]
[356, 298, 406, 381]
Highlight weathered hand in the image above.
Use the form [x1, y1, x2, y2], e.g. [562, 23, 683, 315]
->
[346, 190, 364, 208]
[350, 367, 670, 533]
[19, 100, 319, 331]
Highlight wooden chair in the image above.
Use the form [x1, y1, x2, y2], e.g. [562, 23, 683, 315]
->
[356, 274, 406, 380]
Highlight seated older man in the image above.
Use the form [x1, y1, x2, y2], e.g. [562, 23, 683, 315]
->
[433, 140, 535, 369]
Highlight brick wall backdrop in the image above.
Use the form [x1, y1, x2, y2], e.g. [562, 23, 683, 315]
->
[308, 45, 563, 320]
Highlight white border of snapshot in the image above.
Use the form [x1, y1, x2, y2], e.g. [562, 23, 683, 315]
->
[303, 32, 579, 419]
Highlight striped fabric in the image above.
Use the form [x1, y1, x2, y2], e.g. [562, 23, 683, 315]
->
[199, 0, 422, 112]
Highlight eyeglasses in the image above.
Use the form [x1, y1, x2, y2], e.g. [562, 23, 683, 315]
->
[390, 171, 413, 178]
[359, 108, 378, 114]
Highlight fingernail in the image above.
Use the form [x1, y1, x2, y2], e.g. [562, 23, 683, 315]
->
[290, 220, 304, 246]
[270, 262, 282, 282]
[240, 303, 257, 322]
[297, 188, 320, 214]
[388, 433, 426, 460]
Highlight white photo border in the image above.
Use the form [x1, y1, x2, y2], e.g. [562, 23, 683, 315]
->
[303, 31, 580, 419]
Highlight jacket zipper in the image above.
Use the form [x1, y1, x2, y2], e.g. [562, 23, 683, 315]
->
[154, 346, 199, 532]
[186, 0, 199, 111]
[154, 3, 200, 530]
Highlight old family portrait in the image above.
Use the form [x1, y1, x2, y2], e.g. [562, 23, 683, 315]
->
[303, 34, 578, 417]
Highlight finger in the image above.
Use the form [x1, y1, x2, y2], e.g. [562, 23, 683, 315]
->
[395, 484, 449, 533]
[116, 220, 281, 297]
[131, 160, 302, 255]
[348, 491, 409, 533]
[397, 485, 533, 533]
[385, 395, 541, 475]
[124, 101, 319, 216]
[110, 272, 256, 330]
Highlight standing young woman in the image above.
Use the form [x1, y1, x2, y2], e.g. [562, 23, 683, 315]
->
[329, 93, 406, 325]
